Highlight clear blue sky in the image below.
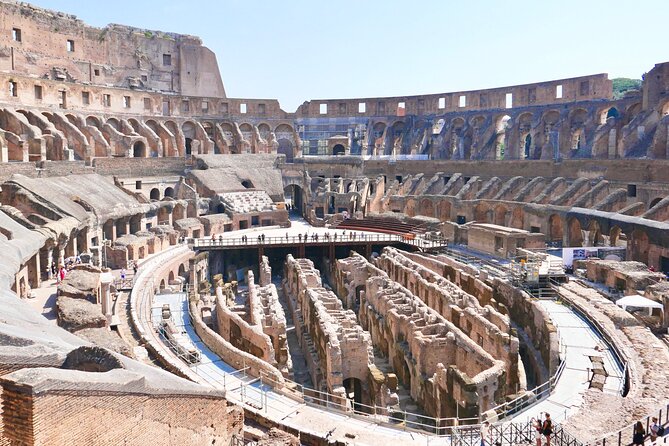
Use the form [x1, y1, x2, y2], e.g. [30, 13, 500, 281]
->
[29, 0, 669, 112]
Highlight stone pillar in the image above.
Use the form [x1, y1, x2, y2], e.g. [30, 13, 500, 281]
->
[99, 271, 114, 327]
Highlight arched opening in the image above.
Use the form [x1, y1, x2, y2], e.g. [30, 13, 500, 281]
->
[629, 229, 649, 265]
[571, 128, 584, 152]
[241, 180, 254, 189]
[419, 199, 435, 218]
[567, 217, 583, 247]
[509, 207, 524, 229]
[343, 377, 364, 413]
[216, 203, 225, 214]
[474, 203, 491, 223]
[600, 107, 620, 124]
[107, 118, 120, 131]
[284, 184, 304, 216]
[164, 187, 174, 198]
[132, 141, 146, 158]
[178, 263, 187, 279]
[173, 204, 185, 220]
[159, 279, 166, 290]
[332, 144, 346, 156]
[495, 115, 511, 160]
[437, 200, 451, 222]
[609, 225, 624, 247]
[649, 197, 663, 210]
[548, 214, 563, 244]
[494, 205, 508, 226]
[277, 138, 294, 162]
[86, 116, 101, 128]
[661, 101, 669, 117]
[168, 271, 175, 283]
[103, 219, 114, 241]
[258, 123, 271, 141]
[150, 188, 160, 200]
[587, 220, 603, 246]
[129, 215, 142, 234]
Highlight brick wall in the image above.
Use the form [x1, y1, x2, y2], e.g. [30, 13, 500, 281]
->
[1, 384, 242, 446]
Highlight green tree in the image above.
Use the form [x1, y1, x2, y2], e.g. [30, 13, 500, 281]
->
[612, 78, 642, 99]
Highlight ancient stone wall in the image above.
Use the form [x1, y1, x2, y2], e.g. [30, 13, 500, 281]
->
[191, 299, 284, 383]
[335, 253, 507, 419]
[0, 369, 242, 446]
[214, 281, 277, 367]
[374, 247, 520, 392]
[283, 255, 395, 410]
[248, 262, 289, 372]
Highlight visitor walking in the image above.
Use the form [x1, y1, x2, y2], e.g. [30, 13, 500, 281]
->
[120, 268, 126, 281]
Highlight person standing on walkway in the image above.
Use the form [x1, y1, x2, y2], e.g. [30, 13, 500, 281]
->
[480, 421, 491, 446]
[633, 421, 646, 445]
[120, 268, 126, 281]
[531, 417, 543, 446]
[542, 413, 553, 446]
[650, 417, 661, 443]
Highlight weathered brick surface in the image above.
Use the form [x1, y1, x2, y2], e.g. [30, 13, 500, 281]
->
[2, 386, 242, 446]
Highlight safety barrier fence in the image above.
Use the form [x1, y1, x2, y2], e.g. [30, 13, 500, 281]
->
[594, 401, 669, 446]
[191, 233, 448, 250]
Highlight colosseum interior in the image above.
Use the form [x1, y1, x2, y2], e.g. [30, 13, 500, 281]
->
[0, 2, 668, 445]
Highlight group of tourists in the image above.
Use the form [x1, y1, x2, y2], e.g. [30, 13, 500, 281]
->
[633, 417, 666, 445]
[479, 413, 553, 446]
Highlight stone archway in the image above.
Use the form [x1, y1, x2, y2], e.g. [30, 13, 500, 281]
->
[567, 217, 584, 247]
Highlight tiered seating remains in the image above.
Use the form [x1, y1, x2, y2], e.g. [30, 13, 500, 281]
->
[335, 216, 421, 236]
[219, 191, 276, 214]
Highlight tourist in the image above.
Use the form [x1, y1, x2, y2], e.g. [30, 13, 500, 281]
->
[58, 266, 66, 283]
[133, 262, 138, 275]
[531, 417, 543, 446]
[261, 234, 265, 243]
[120, 268, 126, 281]
[633, 421, 645, 445]
[298, 234, 302, 242]
[480, 421, 491, 446]
[650, 417, 660, 443]
[542, 413, 553, 446]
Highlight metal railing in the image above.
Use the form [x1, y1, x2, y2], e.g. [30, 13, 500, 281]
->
[191, 233, 448, 250]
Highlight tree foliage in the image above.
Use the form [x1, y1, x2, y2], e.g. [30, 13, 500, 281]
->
[612, 78, 642, 99]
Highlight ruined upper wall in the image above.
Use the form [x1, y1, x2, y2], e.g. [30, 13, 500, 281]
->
[296, 74, 612, 118]
[0, 0, 225, 98]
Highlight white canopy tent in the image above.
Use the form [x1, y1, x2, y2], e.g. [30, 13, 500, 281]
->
[616, 294, 664, 317]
